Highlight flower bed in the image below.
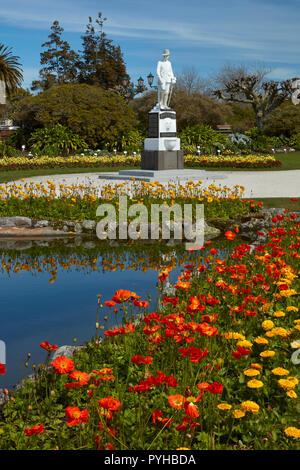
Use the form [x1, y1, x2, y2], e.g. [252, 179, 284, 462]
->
[185, 154, 282, 168]
[0, 213, 299, 450]
[0, 154, 281, 170]
[0, 180, 260, 221]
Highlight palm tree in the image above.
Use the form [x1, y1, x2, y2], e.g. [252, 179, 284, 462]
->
[0, 44, 23, 93]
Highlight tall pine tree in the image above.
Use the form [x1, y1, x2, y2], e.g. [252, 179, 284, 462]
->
[32, 20, 79, 91]
[78, 13, 128, 89]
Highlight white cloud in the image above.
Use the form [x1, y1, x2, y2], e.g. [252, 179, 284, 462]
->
[266, 67, 300, 80]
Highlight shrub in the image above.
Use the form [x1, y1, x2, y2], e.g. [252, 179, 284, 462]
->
[11, 83, 137, 149]
[179, 124, 230, 148]
[0, 139, 22, 158]
[110, 129, 144, 153]
[289, 132, 300, 150]
[28, 124, 88, 157]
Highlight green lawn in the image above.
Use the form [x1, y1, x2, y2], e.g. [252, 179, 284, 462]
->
[251, 197, 300, 211]
[0, 166, 130, 183]
[0, 152, 299, 184]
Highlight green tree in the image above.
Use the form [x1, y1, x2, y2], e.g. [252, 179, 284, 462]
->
[262, 101, 300, 137]
[11, 83, 137, 149]
[214, 71, 296, 129]
[32, 20, 79, 92]
[0, 44, 23, 93]
[131, 89, 231, 133]
[78, 13, 128, 89]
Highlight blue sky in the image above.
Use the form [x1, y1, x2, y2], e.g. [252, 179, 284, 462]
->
[1, 0, 300, 90]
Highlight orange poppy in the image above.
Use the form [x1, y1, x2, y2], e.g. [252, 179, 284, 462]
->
[93, 368, 113, 375]
[51, 356, 75, 374]
[225, 231, 236, 240]
[68, 370, 90, 385]
[111, 289, 132, 303]
[168, 394, 185, 410]
[196, 382, 210, 391]
[185, 402, 199, 418]
[40, 340, 58, 352]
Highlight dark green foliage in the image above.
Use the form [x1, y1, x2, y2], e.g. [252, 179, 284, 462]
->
[29, 124, 88, 156]
[12, 83, 137, 149]
[263, 101, 300, 137]
[0, 139, 22, 158]
[179, 124, 230, 147]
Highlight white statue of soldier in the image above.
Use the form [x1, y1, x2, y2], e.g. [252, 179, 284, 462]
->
[157, 49, 176, 109]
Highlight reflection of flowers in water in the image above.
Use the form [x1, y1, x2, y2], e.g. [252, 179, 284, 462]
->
[0, 245, 217, 283]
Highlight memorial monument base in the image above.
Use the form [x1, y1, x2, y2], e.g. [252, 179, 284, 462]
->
[141, 150, 184, 170]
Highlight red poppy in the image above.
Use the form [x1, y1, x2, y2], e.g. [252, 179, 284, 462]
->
[40, 340, 58, 352]
[51, 356, 75, 374]
[131, 355, 153, 365]
[233, 346, 252, 359]
[178, 347, 209, 363]
[174, 281, 191, 290]
[225, 231, 236, 240]
[184, 401, 199, 418]
[186, 296, 205, 313]
[64, 382, 82, 389]
[0, 363, 6, 375]
[176, 416, 200, 432]
[104, 328, 121, 337]
[111, 289, 132, 303]
[158, 270, 170, 282]
[152, 410, 172, 426]
[208, 382, 223, 394]
[65, 406, 89, 426]
[93, 368, 113, 375]
[24, 424, 44, 436]
[68, 370, 90, 385]
[133, 299, 149, 308]
[163, 296, 179, 306]
[97, 397, 121, 412]
[105, 300, 117, 307]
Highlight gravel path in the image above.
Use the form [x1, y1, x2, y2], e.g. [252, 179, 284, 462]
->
[7, 169, 300, 198]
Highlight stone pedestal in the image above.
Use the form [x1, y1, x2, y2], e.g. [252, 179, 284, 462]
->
[141, 106, 183, 171]
[141, 150, 183, 170]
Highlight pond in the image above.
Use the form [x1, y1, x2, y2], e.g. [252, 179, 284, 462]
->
[0, 236, 234, 390]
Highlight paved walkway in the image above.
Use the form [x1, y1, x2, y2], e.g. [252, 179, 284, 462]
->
[7, 169, 300, 198]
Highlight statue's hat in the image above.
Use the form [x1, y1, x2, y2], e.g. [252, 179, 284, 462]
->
[162, 49, 170, 56]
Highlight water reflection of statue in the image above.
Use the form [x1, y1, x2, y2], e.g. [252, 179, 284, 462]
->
[156, 49, 176, 109]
